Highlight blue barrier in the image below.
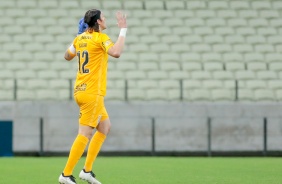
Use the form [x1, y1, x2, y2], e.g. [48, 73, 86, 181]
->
[0, 121, 13, 156]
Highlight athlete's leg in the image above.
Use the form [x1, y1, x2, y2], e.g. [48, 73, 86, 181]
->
[62, 125, 93, 176]
[84, 118, 111, 172]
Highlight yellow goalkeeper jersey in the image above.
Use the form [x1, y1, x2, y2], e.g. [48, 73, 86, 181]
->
[72, 31, 114, 96]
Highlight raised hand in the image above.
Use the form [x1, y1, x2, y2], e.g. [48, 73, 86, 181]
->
[116, 11, 127, 28]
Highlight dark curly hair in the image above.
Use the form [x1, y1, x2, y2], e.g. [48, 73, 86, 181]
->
[84, 9, 101, 32]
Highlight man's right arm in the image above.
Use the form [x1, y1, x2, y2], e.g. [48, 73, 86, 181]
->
[108, 11, 127, 58]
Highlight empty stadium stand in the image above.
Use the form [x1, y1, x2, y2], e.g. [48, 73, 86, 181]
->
[1, 0, 282, 101]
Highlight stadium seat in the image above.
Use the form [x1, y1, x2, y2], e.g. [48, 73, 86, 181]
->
[16, 90, 35, 100]
[186, 1, 206, 9]
[131, 10, 153, 18]
[146, 89, 168, 101]
[188, 89, 211, 101]
[230, 1, 250, 9]
[268, 80, 282, 90]
[191, 71, 212, 80]
[209, 1, 228, 9]
[145, 1, 164, 10]
[202, 52, 222, 62]
[235, 70, 256, 80]
[206, 18, 226, 27]
[247, 62, 267, 71]
[49, 79, 69, 89]
[238, 89, 254, 101]
[245, 80, 267, 90]
[217, 10, 237, 18]
[191, 44, 211, 52]
[137, 62, 159, 71]
[106, 89, 125, 101]
[225, 35, 245, 44]
[159, 79, 180, 89]
[140, 35, 160, 44]
[196, 10, 216, 18]
[169, 71, 190, 80]
[246, 35, 266, 44]
[15, 71, 36, 79]
[6, 62, 26, 71]
[182, 62, 202, 71]
[166, 1, 185, 10]
[126, 70, 147, 80]
[213, 44, 232, 53]
[181, 53, 201, 62]
[153, 10, 174, 18]
[212, 89, 234, 101]
[0, 1, 16, 8]
[185, 18, 205, 27]
[0, 17, 14, 26]
[244, 53, 264, 62]
[159, 53, 180, 62]
[255, 89, 275, 101]
[249, 18, 268, 27]
[121, 53, 139, 62]
[128, 89, 146, 101]
[123, 1, 143, 10]
[12, 51, 33, 61]
[183, 35, 203, 44]
[215, 27, 235, 35]
[257, 27, 277, 36]
[174, 10, 194, 18]
[256, 71, 278, 80]
[150, 43, 170, 53]
[272, 1, 282, 9]
[116, 62, 137, 71]
[161, 35, 181, 44]
[252, 1, 271, 10]
[147, 71, 168, 80]
[130, 27, 150, 36]
[194, 26, 214, 36]
[138, 53, 159, 62]
[268, 35, 282, 45]
[47, 9, 68, 18]
[227, 18, 247, 27]
[26, 79, 49, 89]
[213, 71, 234, 80]
[130, 43, 150, 52]
[102, 1, 122, 10]
[183, 79, 202, 89]
[38, 0, 58, 8]
[225, 62, 245, 71]
[136, 80, 158, 89]
[202, 80, 223, 89]
[152, 27, 172, 36]
[38, 70, 59, 79]
[36, 89, 58, 100]
[269, 62, 282, 72]
[204, 35, 224, 45]
[233, 44, 253, 53]
[25, 27, 45, 34]
[223, 52, 244, 62]
[5, 9, 26, 17]
[203, 62, 223, 71]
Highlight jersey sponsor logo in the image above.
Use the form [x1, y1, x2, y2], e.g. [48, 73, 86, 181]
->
[79, 35, 92, 41]
[74, 83, 87, 93]
[79, 43, 87, 48]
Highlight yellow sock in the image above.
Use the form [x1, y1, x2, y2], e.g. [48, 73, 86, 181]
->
[63, 134, 89, 176]
[84, 131, 106, 172]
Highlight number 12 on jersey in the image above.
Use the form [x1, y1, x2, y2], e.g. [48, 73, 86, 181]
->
[77, 50, 89, 74]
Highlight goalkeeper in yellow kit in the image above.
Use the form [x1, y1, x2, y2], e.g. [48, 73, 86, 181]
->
[58, 9, 127, 184]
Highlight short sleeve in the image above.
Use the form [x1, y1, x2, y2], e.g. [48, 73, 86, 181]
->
[101, 34, 114, 53]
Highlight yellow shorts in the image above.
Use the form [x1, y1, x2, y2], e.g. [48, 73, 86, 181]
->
[74, 93, 109, 128]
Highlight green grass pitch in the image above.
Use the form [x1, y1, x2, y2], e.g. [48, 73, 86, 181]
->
[0, 157, 281, 184]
